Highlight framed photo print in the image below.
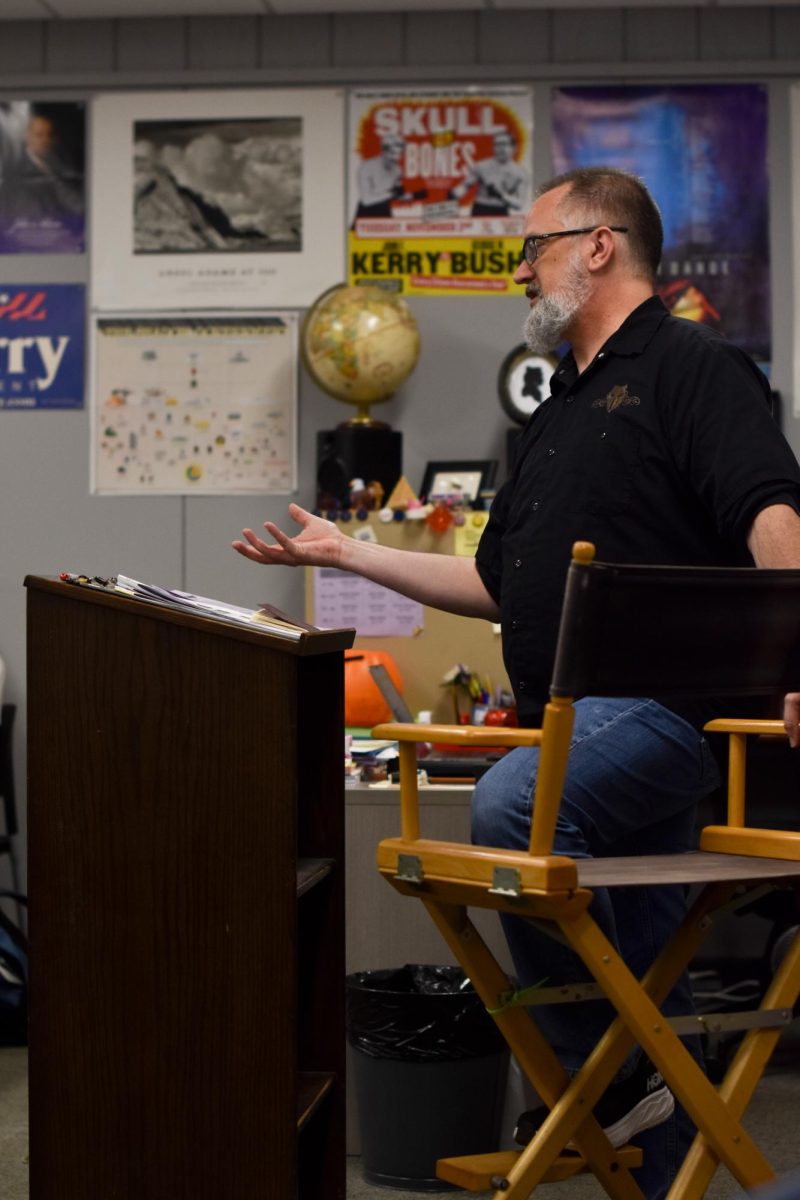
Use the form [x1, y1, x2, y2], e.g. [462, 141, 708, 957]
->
[420, 459, 497, 504]
[498, 343, 557, 424]
[91, 89, 345, 311]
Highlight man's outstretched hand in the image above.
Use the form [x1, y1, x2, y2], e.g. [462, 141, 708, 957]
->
[232, 503, 345, 569]
[784, 692, 800, 749]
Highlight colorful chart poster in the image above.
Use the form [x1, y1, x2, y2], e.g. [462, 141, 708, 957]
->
[91, 90, 344, 311]
[0, 284, 85, 410]
[91, 313, 297, 495]
[0, 101, 85, 254]
[552, 84, 770, 366]
[348, 87, 533, 296]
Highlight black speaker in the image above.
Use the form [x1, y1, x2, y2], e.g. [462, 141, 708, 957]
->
[316, 426, 402, 509]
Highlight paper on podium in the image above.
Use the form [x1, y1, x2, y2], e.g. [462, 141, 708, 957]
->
[112, 575, 312, 640]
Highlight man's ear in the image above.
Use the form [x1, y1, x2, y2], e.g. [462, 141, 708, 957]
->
[586, 227, 616, 272]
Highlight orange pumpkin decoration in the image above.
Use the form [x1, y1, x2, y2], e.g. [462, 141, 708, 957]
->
[345, 649, 404, 727]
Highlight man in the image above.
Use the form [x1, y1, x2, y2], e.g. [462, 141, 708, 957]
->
[0, 111, 84, 225]
[450, 129, 530, 216]
[234, 167, 800, 1198]
[353, 134, 423, 221]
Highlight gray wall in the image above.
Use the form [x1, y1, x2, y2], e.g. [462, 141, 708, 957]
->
[2, 4, 800, 891]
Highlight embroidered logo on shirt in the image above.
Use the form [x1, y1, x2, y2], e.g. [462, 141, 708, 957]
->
[592, 384, 641, 413]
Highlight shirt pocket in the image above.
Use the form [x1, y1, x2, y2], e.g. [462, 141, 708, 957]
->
[569, 409, 644, 519]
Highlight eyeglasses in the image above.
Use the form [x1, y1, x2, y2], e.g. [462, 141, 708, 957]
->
[520, 226, 629, 267]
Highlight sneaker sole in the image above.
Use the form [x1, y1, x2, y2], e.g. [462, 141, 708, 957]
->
[514, 1086, 675, 1150]
[603, 1085, 675, 1148]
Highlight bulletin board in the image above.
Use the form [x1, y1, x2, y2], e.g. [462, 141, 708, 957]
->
[305, 513, 509, 723]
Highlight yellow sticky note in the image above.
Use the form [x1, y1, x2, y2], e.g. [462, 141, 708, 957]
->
[454, 511, 489, 556]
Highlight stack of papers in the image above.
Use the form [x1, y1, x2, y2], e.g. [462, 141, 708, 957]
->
[113, 575, 310, 641]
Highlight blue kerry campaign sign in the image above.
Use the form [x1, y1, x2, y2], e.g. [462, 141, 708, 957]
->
[0, 283, 85, 410]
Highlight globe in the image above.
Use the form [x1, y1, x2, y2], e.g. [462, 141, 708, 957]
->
[302, 283, 420, 424]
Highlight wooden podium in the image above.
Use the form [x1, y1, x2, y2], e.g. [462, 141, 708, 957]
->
[25, 576, 354, 1200]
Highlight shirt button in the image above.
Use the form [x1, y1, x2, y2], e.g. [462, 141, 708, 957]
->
[531, 501, 540, 511]
[566, 396, 574, 404]
[510, 619, 519, 630]
[548, 448, 555, 456]
[514, 558, 522, 568]
[518, 680, 527, 691]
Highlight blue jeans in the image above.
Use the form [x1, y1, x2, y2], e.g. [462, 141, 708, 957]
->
[471, 697, 721, 1200]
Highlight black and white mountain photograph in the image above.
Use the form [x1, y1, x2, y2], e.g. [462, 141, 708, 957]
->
[132, 117, 302, 254]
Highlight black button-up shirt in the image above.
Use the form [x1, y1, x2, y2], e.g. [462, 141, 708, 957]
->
[476, 296, 800, 726]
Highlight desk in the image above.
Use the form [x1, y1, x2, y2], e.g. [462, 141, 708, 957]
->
[345, 781, 513, 975]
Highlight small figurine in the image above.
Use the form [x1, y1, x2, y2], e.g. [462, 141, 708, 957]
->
[386, 475, 419, 511]
[405, 499, 430, 521]
[349, 478, 385, 512]
[426, 499, 453, 533]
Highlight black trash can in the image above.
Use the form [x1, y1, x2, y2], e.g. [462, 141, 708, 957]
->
[346, 965, 510, 1191]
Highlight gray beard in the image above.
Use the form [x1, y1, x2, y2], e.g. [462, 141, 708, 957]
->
[523, 255, 591, 354]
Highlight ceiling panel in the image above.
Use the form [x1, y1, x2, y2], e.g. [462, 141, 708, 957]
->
[494, 0, 698, 6]
[4, 0, 800, 20]
[495, 0, 799, 5]
[46, 0, 267, 15]
[0, 0, 53, 16]
[267, 0, 482, 10]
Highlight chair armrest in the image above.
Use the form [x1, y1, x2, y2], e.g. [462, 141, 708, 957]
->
[702, 718, 788, 830]
[371, 722, 542, 748]
[703, 718, 785, 736]
[369, 723, 542, 841]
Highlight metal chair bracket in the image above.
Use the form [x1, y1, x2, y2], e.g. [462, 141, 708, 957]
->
[396, 854, 424, 885]
[669, 1007, 792, 1037]
[489, 867, 523, 898]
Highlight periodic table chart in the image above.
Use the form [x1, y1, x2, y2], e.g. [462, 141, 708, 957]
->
[91, 312, 297, 494]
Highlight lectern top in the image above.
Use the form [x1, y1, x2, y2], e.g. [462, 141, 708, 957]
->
[24, 574, 355, 658]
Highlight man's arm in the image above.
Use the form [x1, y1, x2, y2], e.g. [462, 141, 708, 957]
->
[449, 163, 480, 202]
[232, 502, 501, 621]
[746, 503, 800, 747]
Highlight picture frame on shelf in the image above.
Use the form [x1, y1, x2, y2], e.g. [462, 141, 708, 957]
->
[420, 459, 497, 505]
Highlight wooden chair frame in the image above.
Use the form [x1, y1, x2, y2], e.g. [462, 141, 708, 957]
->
[373, 543, 800, 1200]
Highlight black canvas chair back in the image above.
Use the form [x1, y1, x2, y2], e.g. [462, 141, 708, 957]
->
[551, 544, 800, 702]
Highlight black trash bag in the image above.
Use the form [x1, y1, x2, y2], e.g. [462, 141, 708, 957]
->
[345, 964, 505, 1062]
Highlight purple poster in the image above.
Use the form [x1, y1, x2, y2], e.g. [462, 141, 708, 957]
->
[0, 101, 85, 254]
[552, 85, 770, 366]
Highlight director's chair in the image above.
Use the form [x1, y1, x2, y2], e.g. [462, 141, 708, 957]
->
[373, 542, 800, 1200]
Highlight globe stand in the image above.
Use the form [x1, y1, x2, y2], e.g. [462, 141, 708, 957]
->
[344, 402, 388, 427]
[302, 282, 419, 509]
[316, 424, 402, 511]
